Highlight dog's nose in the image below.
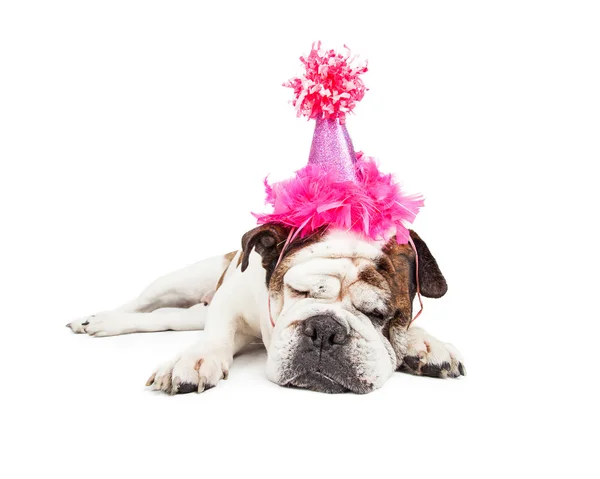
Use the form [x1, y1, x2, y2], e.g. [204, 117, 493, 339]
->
[303, 315, 349, 349]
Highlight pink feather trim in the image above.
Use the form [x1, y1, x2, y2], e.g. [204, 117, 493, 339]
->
[253, 153, 424, 244]
[284, 41, 368, 124]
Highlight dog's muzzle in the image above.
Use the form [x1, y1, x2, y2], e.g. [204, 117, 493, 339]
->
[286, 314, 373, 394]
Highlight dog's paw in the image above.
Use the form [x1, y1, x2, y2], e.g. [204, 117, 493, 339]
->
[401, 327, 465, 379]
[146, 350, 229, 395]
[66, 313, 131, 337]
[66, 315, 95, 334]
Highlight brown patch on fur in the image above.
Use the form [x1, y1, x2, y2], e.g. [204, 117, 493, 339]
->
[194, 358, 204, 371]
[224, 251, 237, 263]
[268, 257, 293, 298]
[215, 271, 227, 291]
[358, 266, 388, 291]
[268, 228, 328, 297]
[380, 239, 416, 332]
[215, 250, 238, 292]
[381, 230, 448, 370]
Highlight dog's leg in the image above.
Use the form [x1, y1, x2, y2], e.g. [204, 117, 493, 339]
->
[67, 252, 239, 333]
[146, 266, 260, 394]
[73, 304, 211, 337]
[399, 326, 466, 378]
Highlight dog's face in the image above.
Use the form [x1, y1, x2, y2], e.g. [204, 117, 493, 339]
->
[241, 224, 447, 394]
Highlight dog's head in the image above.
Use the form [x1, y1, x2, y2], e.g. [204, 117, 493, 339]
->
[241, 223, 447, 394]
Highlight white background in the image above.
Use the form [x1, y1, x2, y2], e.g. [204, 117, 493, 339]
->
[1, 1, 599, 478]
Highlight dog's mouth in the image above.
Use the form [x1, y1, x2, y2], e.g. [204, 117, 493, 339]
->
[274, 322, 381, 394]
[287, 371, 350, 394]
[284, 363, 375, 394]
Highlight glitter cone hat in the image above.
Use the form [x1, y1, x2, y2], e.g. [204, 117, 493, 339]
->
[255, 42, 423, 244]
[308, 117, 358, 182]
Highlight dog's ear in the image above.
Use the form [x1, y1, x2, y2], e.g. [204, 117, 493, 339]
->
[241, 223, 291, 279]
[409, 230, 448, 298]
[383, 231, 448, 367]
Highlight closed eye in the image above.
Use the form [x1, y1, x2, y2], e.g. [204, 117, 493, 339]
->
[287, 286, 309, 298]
[366, 310, 388, 323]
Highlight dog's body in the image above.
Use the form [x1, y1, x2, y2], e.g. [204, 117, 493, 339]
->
[68, 225, 465, 394]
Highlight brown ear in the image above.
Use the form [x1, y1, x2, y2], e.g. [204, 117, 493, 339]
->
[241, 223, 291, 283]
[409, 230, 448, 298]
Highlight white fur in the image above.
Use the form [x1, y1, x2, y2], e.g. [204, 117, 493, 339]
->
[290, 230, 385, 265]
[70, 305, 209, 337]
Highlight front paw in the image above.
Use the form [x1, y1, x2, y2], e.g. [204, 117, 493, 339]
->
[66, 315, 95, 334]
[401, 327, 466, 379]
[146, 352, 229, 395]
[66, 313, 128, 337]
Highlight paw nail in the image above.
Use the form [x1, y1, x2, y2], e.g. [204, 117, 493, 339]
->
[222, 370, 229, 380]
[82, 321, 89, 326]
[197, 378, 206, 393]
[145, 374, 156, 386]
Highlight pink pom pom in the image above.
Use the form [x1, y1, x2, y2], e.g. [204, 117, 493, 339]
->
[253, 153, 424, 244]
[284, 42, 368, 124]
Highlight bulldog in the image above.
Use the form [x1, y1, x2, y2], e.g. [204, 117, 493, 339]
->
[67, 224, 465, 394]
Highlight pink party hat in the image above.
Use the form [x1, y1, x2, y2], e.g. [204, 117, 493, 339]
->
[254, 42, 423, 244]
[308, 118, 358, 182]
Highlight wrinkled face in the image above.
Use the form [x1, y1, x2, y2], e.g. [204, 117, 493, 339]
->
[265, 231, 416, 394]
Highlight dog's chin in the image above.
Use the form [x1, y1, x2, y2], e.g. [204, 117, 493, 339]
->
[287, 372, 350, 394]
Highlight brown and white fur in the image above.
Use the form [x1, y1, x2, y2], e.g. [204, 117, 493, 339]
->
[67, 224, 465, 394]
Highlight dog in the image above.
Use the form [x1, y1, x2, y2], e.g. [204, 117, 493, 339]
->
[67, 224, 465, 394]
